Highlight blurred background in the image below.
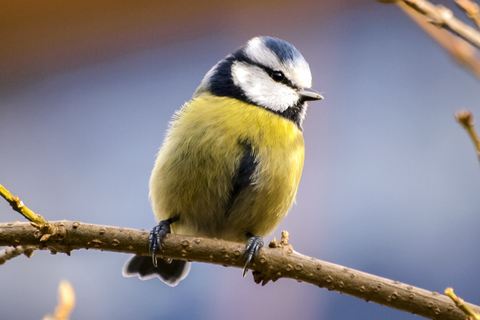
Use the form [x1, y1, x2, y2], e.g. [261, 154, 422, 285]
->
[2, 0, 480, 319]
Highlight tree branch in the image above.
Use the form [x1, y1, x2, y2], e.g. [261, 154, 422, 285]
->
[396, 1, 480, 79]
[1, 220, 478, 320]
[2, 3, 479, 319]
[456, 0, 480, 30]
[400, 0, 480, 49]
[445, 288, 480, 319]
[0, 245, 35, 265]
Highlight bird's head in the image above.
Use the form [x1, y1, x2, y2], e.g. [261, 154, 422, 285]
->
[194, 36, 323, 129]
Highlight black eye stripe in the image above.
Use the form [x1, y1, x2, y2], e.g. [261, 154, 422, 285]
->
[268, 70, 296, 88]
[233, 52, 299, 90]
[268, 69, 296, 88]
[260, 66, 296, 89]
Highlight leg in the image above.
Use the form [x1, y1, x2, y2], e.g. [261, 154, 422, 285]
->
[243, 233, 264, 277]
[149, 216, 179, 267]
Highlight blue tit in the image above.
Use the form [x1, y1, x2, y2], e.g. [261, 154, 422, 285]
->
[123, 36, 323, 286]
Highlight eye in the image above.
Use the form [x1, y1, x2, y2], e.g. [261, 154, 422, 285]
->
[271, 70, 285, 82]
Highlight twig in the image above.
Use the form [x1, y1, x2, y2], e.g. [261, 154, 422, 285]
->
[396, 1, 480, 79]
[0, 183, 47, 227]
[445, 287, 480, 319]
[0, 220, 478, 320]
[456, 0, 480, 29]
[400, 0, 480, 49]
[0, 183, 59, 241]
[455, 110, 480, 162]
[0, 245, 36, 266]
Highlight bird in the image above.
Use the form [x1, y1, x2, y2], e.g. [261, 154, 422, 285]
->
[123, 36, 323, 286]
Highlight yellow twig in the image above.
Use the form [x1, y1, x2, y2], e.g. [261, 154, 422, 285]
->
[0, 182, 58, 241]
[0, 182, 47, 227]
[455, 110, 480, 163]
[445, 287, 480, 319]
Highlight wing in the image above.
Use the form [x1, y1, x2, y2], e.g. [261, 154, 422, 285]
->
[225, 142, 257, 217]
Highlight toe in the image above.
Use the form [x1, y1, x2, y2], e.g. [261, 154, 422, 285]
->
[243, 235, 264, 277]
[148, 220, 173, 268]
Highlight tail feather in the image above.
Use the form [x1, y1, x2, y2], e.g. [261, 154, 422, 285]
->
[123, 255, 191, 287]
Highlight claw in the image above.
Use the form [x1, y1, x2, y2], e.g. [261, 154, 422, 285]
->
[243, 234, 264, 277]
[149, 228, 158, 267]
[149, 218, 176, 268]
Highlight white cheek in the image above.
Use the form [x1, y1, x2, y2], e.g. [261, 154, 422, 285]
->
[232, 62, 298, 112]
[232, 64, 250, 83]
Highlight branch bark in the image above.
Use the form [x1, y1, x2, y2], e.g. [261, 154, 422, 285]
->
[0, 245, 35, 265]
[397, 1, 480, 79]
[401, 0, 480, 49]
[1, 220, 478, 320]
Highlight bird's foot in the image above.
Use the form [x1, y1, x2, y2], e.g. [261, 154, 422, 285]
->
[243, 234, 264, 277]
[149, 217, 178, 267]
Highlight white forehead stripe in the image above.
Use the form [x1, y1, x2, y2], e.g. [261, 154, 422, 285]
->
[245, 37, 283, 71]
[244, 37, 312, 88]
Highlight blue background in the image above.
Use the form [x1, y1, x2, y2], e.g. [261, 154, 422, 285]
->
[1, 2, 480, 319]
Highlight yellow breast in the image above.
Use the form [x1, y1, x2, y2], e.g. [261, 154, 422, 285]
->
[150, 93, 305, 242]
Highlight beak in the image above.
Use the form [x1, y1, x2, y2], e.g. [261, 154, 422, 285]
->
[298, 88, 324, 101]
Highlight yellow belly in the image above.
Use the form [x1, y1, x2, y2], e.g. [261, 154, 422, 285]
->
[150, 93, 305, 242]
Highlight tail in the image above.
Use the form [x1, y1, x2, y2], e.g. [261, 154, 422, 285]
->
[122, 255, 191, 287]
